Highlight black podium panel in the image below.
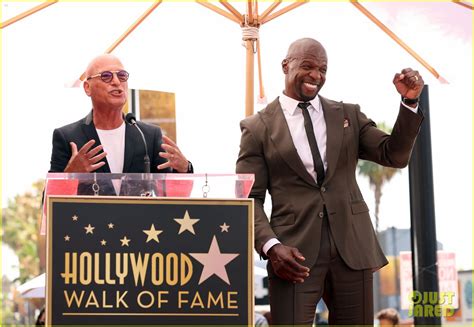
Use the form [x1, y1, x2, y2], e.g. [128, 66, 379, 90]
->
[46, 196, 254, 325]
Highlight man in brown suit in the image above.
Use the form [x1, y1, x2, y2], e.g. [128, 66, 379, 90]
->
[236, 38, 424, 325]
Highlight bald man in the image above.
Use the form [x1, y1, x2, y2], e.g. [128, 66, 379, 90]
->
[49, 54, 192, 194]
[236, 38, 424, 325]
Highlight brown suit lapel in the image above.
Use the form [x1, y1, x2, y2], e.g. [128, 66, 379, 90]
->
[320, 96, 344, 184]
[259, 98, 317, 188]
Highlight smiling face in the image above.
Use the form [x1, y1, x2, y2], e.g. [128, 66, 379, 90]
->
[282, 38, 328, 102]
[83, 54, 128, 112]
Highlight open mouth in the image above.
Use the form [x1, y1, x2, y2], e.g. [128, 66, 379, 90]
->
[303, 82, 318, 91]
[109, 89, 123, 96]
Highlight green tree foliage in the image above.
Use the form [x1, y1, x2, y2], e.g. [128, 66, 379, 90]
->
[2, 180, 44, 284]
[357, 122, 400, 233]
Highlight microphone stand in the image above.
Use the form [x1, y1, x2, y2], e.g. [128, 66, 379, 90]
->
[126, 114, 154, 197]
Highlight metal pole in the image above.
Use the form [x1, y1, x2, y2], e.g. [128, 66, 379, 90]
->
[245, 39, 255, 117]
[408, 85, 441, 325]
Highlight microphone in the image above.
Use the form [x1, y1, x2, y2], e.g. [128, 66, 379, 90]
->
[125, 113, 150, 174]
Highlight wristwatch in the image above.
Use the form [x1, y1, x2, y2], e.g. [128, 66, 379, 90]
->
[402, 97, 419, 105]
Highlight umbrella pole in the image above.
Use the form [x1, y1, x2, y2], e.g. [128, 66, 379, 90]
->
[245, 40, 255, 117]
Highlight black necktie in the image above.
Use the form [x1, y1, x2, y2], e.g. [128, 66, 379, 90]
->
[298, 102, 325, 186]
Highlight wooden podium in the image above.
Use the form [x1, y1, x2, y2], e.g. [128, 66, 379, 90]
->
[43, 173, 254, 326]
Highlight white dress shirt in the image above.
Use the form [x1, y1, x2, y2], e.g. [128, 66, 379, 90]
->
[279, 93, 328, 181]
[96, 122, 126, 195]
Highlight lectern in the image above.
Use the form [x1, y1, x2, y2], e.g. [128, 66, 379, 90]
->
[42, 173, 254, 326]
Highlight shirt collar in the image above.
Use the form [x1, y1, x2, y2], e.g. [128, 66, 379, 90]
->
[279, 92, 322, 116]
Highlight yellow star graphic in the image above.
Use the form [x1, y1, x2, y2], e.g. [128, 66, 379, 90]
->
[84, 224, 95, 234]
[174, 210, 200, 235]
[72, 215, 78, 221]
[64, 235, 70, 241]
[120, 236, 131, 247]
[143, 224, 163, 243]
[220, 222, 230, 232]
[100, 239, 107, 246]
[108, 223, 114, 229]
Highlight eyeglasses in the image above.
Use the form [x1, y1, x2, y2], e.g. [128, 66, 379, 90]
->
[86, 70, 129, 83]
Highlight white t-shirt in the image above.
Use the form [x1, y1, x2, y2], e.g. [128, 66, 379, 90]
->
[96, 122, 126, 194]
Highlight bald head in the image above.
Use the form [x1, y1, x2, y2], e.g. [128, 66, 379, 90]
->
[83, 54, 128, 121]
[286, 38, 327, 61]
[85, 54, 124, 78]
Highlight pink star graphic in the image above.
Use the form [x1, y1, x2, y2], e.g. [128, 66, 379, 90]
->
[190, 235, 239, 285]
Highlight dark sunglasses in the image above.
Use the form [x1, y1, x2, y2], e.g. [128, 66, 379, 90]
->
[86, 70, 129, 83]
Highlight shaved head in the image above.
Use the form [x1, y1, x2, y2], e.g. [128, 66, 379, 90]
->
[282, 38, 328, 101]
[83, 53, 128, 120]
[85, 54, 124, 77]
[286, 38, 326, 61]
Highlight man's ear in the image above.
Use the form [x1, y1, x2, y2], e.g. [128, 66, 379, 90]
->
[282, 59, 289, 74]
[83, 80, 92, 96]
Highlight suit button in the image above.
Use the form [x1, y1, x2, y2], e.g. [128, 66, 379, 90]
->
[318, 212, 324, 218]
[321, 186, 326, 193]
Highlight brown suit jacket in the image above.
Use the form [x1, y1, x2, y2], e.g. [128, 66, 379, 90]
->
[236, 96, 423, 271]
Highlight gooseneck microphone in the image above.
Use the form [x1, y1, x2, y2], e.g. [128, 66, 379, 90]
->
[125, 113, 150, 174]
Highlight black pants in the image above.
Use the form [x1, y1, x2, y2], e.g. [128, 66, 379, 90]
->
[269, 215, 374, 325]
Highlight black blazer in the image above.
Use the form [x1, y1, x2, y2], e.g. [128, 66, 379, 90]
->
[49, 110, 188, 195]
[50, 110, 171, 174]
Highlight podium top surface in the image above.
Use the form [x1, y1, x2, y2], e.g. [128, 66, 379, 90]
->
[41, 173, 255, 235]
[44, 173, 255, 199]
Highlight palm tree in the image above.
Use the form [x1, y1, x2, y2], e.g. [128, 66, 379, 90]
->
[357, 122, 400, 233]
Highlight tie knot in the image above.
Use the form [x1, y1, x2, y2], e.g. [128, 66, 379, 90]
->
[298, 102, 311, 110]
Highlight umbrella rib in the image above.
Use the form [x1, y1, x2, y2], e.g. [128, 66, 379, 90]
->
[254, 0, 259, 24]
[1, 1, 58, 29]
[77, 1, 163, 83]
[105, 0, 163, 53]
[260, 0, 309, 25]
[247, 0, 255, 25]
[219, 1, 244, 21]
[196, 1, 241, 24]
[350, 1, 445, 82]
[260, 1, 283, 22]
[452, 0, 473, 10]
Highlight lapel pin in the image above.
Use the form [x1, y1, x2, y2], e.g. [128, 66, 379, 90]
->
[343, 118, 350, 128]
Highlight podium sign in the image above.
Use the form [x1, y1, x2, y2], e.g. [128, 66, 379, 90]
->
[46, 196, 254, 325]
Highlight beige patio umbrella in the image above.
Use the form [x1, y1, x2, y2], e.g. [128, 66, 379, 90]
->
[2, 0, 471, 116]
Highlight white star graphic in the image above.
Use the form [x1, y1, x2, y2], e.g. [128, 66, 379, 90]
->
[174, 210, 200, 235]
[220, 222, 230, 232]
[84, 224, 95, 234]
[190, 235, 239, 285]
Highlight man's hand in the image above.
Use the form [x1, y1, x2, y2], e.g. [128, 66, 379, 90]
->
[393, 68, 424, 101]
[158, 135, 189, 172]
[268, 244, 310, 283]
[64, 140, 107, 173]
